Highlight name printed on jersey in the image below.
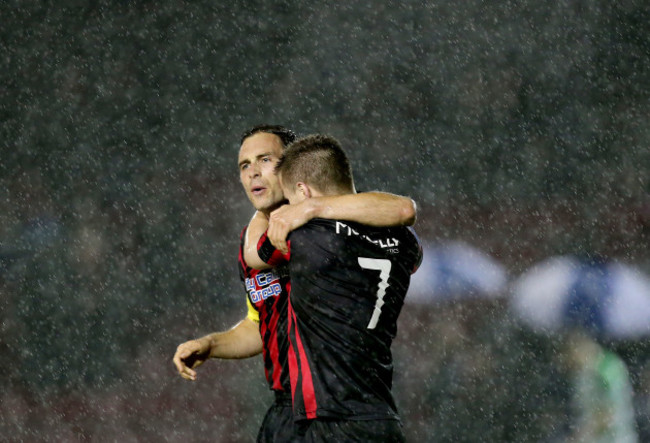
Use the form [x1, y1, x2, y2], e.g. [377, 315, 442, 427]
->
[335, 221, 400, 253]
[245, 270, 284, 303]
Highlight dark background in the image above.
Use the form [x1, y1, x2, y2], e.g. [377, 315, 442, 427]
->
[1, 1, 648, 441]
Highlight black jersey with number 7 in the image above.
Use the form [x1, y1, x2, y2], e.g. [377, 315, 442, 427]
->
[258, 218, 423, 422]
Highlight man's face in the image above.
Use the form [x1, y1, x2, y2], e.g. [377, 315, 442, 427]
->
[238, 132, 285, 213]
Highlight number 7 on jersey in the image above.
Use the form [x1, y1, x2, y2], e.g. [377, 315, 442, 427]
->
[358, 257, 392, 329]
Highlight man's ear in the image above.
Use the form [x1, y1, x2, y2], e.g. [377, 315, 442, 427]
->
[296, 182, 312, 199]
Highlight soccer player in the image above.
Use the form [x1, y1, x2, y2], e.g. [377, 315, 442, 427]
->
[247, 134, 422, 442]
[172, 125, 417, 442]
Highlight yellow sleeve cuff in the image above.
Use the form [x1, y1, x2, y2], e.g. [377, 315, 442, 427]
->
[246, 297, 260, 323]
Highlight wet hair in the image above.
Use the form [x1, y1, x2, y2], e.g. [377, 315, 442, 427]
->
[275, 134, 355, 195]
[240, 124, 296, 147]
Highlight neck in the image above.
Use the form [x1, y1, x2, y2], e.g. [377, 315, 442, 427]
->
[261, 201, 286, 216]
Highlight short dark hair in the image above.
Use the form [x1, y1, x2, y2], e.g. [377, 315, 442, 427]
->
[240, 124, 296, 147]
[275, 134, 355, 195]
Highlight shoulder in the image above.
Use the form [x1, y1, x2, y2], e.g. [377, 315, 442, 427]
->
[291, 218, 340, 236]
[288, 219, 346, 252]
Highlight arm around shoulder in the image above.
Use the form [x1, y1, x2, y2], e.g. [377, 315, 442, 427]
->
[313, 191, 417, 227]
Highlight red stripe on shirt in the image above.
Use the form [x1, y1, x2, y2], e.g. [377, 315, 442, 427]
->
[267, 304, 283, 390]
[287, 284, 299, 405]
[258, 310, 270, 383]
[288, 296, 318, 419]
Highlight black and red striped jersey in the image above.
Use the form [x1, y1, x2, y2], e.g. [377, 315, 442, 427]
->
[238, 226, 291, 394]
[258, 218, 422, 421]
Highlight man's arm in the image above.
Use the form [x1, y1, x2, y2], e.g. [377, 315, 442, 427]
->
[173, 317, 262, 381]
[267, 192, 416, 254]
[295, 191, 417, 227]
[242, 211, 274, 270]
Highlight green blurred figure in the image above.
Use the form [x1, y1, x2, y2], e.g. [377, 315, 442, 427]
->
[564, 331, 638, 443]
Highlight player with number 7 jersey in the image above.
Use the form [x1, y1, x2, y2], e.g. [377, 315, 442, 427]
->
[258, 217, 422, 424]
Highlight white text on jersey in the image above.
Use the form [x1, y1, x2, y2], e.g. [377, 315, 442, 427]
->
[335, 221, 400, 249]
[246, 270, 283, 303]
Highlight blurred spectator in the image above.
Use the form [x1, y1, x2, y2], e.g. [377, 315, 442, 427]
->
[510, 255, 649, 442]
[407, 240, 508, 304]
[562, 330, 638, 442]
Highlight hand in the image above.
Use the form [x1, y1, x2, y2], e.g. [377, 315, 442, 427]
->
[268, 202, 313, 254]
[173, 339, 210, 381]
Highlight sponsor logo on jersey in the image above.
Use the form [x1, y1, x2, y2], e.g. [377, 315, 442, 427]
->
[246, 270, 283, 303]
[335, 221, 400, 250]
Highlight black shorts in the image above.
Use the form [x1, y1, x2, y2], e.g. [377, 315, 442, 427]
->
[257, 391, 294, 443]
[293, 418, 405, 443]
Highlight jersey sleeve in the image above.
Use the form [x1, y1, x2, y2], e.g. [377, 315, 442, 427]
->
[409, 227, 424, 274]
[257, 230, 290, 267]
[246, 296, 260, 323]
